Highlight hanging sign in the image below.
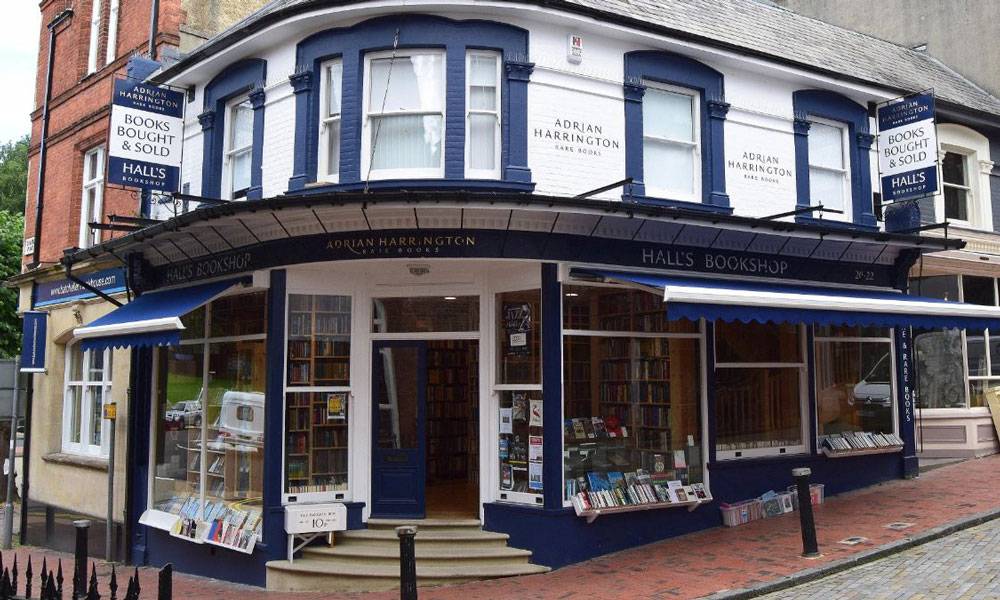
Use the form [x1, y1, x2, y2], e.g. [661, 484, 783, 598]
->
[107, 78, 185, 191]
[877, 92, 938, 202]
[19, 312, 47, 373]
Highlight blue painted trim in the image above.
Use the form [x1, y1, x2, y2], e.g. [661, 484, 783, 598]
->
[262, 270, 286, 563]
[704, 321, 717, 464]
[289, 15, 530, 191]
[200, 59, 267, 199]
[287, 178, 535, 197]
[540, 263, 563, 509]
[247, 86, 267, 200]
[792, 90, 877, 229]
[623, 51, 729, 210]
[128, 347, 154, 566]
[806, 326, 818, 455]
[895, 326, 918, 478]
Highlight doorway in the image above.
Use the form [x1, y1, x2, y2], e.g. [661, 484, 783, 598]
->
[371, 340, 480, 519]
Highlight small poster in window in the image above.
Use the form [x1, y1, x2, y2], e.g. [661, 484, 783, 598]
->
[499, 408, 513, 434]
[503, 302, 532, 356]
[326, 392, 348, 421]
[528, 460, 543, 491]
[499, 438, 509, 460]
[501, 463, 514, 490]
[529, 399, 543, 427]
[528, 435, 543, 461]
[512, 393, 527, 421]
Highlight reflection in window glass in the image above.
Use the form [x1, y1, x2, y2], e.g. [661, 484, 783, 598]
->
[372, 296, 478, 333]
[715, 367, 802, 452]
[496, 290, 541, 385]
[968, 381, 996, 408]
[915, 329, 967, 408]
[962, 276, 995, 306]
[967, 329, 988, 377]
[210, 291, 266, 337]
[562, 285, 697, 333]
[909, 276, 960, 301]
[715, 321, 801, 364]
[152, 346, 204, 517]
[815, 339, 894, 436]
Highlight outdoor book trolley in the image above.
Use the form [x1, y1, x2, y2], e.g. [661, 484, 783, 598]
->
[571, 480, 712, 524]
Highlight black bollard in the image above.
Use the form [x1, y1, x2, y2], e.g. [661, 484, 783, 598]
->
[72, 520, 90, 599]
[157, 563, 172, 600]
[793, 468, 820, 558]
[396, 526, 418, 600]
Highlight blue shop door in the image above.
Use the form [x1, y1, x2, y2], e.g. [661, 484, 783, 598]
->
[371, 341, 427, 518]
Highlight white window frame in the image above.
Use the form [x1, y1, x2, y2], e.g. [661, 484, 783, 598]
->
[714, 323, 810, 460]
[79, 147, 105, 249]
[62, 343, 111, 457]
[317, 59, 343, 184]
[105, 0, 119, 66]
[940, 149, 975, 226]
[934, 124, 994, 230]
[813, 328, 898, 443]
[464, 51, 502, 180]
[86, 0, 103, 74]
[361, 49, 447, 181]
[642, 81, 701, 203]
[807, 116, 852, 223]
[221, 96, 253, 200]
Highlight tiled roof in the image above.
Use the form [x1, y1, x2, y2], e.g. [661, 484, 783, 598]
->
[170, 0, 1000, 116]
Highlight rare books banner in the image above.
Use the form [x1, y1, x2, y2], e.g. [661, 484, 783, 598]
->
[877, 92, 938, 203]
[107, 78, 185, 191]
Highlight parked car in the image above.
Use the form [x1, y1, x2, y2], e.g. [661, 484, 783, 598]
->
[165, 399, 202, 430]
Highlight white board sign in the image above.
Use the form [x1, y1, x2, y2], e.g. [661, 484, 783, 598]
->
[877, 93, 938, 202]
[284, 503, 347, 534]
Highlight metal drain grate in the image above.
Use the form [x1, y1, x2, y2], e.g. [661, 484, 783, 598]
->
[885, 522, 914, 531]
[837, 536, 869, 546]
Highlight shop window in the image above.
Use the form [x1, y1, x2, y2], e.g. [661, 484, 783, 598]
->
[624, 51, 729, 210]
[942, 152, 971, 222]
[914, 329, 966, 408]
[224, 97, 254, 199]
[806, 119, 851, 221]
[362, 50, 446, 180]
[466, 51, 502, 179]
[910, 275, 960, 301]
[285, 294, 351, 499]
[562, 285, 698, 334]
[562, 285, 704, 503]
[496, 290, 541, 385]
[149, 291, 266, 551]
[62, 344, 111, 457]
[792, 89, 876, 228]
[642, 84, 700, 202]
[372, 296, 478, 333]
[318, 60, 343, 182]
[79, 147, 104, 249]
[715, 322, 806, 458]
[814, 326, 895, 438]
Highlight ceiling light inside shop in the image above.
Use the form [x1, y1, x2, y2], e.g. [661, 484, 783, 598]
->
[444, 296, 457, 301]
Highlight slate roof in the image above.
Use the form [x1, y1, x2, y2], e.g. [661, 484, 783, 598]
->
[162, 0, 1000, 117]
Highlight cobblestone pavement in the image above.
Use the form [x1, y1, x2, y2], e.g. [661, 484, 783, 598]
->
[6, 454, 1000, 599]
[761, 518, 1000, 599]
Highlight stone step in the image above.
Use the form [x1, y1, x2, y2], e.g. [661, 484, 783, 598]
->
[366, 517, 482, 531]
[266, 557, 550, 593]
[302, 542, 533, 566]
[338, 527, 510, 545]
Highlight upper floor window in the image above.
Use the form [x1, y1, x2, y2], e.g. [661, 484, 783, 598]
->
[362, 50, 445, 180]
[807, 118, 851, 222]
[319, 60, 343, 182]
[80, 147, 104, 249]
[63, 343, 112, 457]
[87, 0, 119, 74]
[466, 51, 501, 179]
[942, 152, 972, 223]
[642, 84, 700, 202]
[224, 97, 254, 199]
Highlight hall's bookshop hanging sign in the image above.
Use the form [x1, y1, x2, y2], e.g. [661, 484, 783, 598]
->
[108, 78, 185, 191]
[877, 92, 938, 202]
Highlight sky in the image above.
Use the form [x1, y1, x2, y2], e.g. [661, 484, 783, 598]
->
[0, 2, 41, 143]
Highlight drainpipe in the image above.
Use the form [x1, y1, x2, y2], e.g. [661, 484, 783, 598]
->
[30, 8, 74, 269]
[148, 0, 160, 60]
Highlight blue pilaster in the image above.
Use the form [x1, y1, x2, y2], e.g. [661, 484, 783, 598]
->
[622, 80, 646, 198]
[287, 69, 314, 191]
[792, 115, 812, 215]
[895, 326, 919, 478]
[540, 263, 563, 509]
[247, 85, 267, 200]
[505, 59, 534, 183]
[127, 346, 154, 565]
[262, 269, 287, 561]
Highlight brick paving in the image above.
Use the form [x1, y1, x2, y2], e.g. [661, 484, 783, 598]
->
[760, 518, 1000, 599]
[7, 454, 1000, 600]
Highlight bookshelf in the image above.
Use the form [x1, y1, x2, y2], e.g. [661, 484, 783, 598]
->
[287, 295, 351, 387]
[285, 392, 349, 493]
[426, 341, 478, 482]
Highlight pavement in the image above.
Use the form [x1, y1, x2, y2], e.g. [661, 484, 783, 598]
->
[6, 453, 1000, 600]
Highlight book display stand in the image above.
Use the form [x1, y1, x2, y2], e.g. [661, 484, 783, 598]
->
[819, 431, 903, 458]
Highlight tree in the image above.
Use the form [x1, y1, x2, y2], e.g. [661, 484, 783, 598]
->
[0, 136, 29, 215]
[0, 210, 24, 358]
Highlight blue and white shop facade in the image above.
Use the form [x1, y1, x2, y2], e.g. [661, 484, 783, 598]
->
[66, 0, 1000, 588]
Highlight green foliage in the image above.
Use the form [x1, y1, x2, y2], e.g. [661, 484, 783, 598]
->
[0, 210, 24, 358]
[0, 136, 29, 215]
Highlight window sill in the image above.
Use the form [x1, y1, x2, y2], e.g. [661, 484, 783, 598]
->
[290, 178, 535, 196]
[622, 194, 734, 215]
[42, 452, 108, 471]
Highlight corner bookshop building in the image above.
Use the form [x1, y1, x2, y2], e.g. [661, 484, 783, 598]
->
[55, 0, 1000, 589]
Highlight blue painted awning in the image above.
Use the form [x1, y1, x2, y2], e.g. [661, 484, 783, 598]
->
[574, 269, 1000, 330]
[75, 278, 243, 352]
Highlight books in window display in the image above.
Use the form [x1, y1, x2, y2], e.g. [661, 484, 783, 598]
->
[821, 431, 904, 457]
[572, 472, 711, 523]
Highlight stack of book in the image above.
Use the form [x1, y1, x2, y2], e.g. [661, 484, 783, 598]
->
[571, 469, 710, 514]
[821, 431, 903, 453]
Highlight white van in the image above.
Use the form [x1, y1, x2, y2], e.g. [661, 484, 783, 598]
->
[216, 391, 265, 445]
